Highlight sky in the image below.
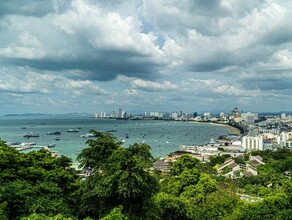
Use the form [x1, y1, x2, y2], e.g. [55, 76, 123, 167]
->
[1, 0, 292, 115]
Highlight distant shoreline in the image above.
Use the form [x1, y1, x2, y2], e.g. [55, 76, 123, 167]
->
[190, 121, 241, 135]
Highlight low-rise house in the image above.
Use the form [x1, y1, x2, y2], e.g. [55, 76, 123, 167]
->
[249, 155, 265, 167]
[217, 157, 259, 179]
[153, 159, 170, 172]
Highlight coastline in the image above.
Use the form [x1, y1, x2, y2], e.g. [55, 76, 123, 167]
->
[190, 121, 241, 135]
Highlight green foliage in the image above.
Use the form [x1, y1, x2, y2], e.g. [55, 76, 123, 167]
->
[233, 157, 245, 165]
[77, 138, 159, 219]
[170, 154, 200, 175]
[0, 142, 80, 219]
[193, 187, 239, 220]
[209, 154, 231, 166]
[77, 131, 121, 170]
[20, 213, 76, 219]
[251, 148, 292, 161]
[196, 162, 217, 174]
[1, 133, 292, 220]
[154, 192, 191, 220]
[221, 166, 232, 175]
[180, 174, 217, 204]
[0, 201, 8, 220]
[175, 168, 200, 195]
[100, 207, 128, 220]
[227, 194, 291, 220]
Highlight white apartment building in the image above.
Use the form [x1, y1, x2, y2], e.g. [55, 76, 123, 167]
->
[280, 131, 292, 142]
[242, 136, 263, 151]
[280, 131, 292, 148]
[171, 112, 178, 120]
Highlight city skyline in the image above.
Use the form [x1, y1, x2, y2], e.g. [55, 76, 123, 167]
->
[1, 0, 292, 114]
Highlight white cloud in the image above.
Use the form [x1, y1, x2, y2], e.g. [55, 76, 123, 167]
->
[130, 79, 178, 91]
[63, 80, 106, 96]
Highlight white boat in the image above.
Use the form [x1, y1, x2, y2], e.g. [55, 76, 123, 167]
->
[80, 133, 94, 138]
[67, 128, 80, 133]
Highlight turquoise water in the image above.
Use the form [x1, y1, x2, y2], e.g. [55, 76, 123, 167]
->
[0, 115, 230, 161]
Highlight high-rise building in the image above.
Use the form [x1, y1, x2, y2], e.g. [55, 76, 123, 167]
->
[118, 108, 123, 118]
[242, 136, 263, 151]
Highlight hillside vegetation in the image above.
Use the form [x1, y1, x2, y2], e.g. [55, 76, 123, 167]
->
[0, 131, 291, 219]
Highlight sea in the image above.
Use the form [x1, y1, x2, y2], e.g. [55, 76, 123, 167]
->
[0, 115, 231, 161]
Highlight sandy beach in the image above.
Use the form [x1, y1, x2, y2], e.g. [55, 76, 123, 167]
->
[190, 121, 241, 135]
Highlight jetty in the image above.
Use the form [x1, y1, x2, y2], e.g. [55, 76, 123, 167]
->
[9, 143, 56, 151]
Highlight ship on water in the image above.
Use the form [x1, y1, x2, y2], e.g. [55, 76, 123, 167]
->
[67, 128, 80, 133]
[23, 132, 40, 138]
[46, 131, 61, 135]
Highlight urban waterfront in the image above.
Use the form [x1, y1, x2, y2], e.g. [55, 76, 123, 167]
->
[0, 115, 231, 161]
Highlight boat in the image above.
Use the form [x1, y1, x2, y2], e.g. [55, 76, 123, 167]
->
[107, 129, 117, 133]
[54, 137, 60, 141]
[125, 134, 129, 139]
[46, 131, 61, 135]
[23, 132, 39, 138]
[6, 141, 21, 146]
[80, 133, 95, 138]
[67, 128, 79, 133]
[47, 143, 56, 148]
[120, 139, 126, 143]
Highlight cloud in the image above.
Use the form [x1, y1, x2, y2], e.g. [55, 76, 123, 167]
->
[0, 0, 164, 82]
[62, 80, 107, 96]
[130, 79, 178, 91]
[1, 0, 292, 114]
[0, 0, 57, 17]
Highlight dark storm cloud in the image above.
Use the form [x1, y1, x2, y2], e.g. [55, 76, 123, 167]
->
[241, 71, 292, 91]
[1, 54, 160, 81]
[188, 0, 229, 17]
[187, 62, 232, 72]
[262, 30, 292, 46]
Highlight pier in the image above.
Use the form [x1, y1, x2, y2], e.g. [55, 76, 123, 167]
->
[9, 143, 56, 151]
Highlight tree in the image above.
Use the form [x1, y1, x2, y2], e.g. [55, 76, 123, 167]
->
[77, 131, 121, 170]
[171, 154, 200, 176]
[0, 142, 80, 219]
[227, 194, 290, 220]
[209, 155, 231, 167]
[20, 213, 76, 220]
[100, 207, 128, 220]
[77, 134, 159, 219]
[175, 168, 200, 195]
[96, 144, 159, 219]
[154, 192, 191, 220]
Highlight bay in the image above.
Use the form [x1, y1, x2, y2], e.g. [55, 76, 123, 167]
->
[0, 115, 230, 161]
